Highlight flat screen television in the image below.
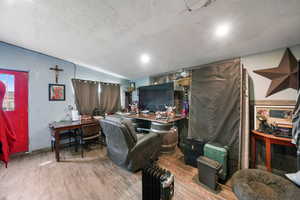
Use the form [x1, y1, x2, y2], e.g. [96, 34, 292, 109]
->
[138, 82, 174, 112]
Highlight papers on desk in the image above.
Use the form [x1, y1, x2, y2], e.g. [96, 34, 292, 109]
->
[71, 110, 80, 121]
[93, 116, 104, 120]
[116, 112, 131, 116]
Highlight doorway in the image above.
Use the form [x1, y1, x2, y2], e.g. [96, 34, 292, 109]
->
[125, 91, 132, 109]
[0, 69, 29, 153]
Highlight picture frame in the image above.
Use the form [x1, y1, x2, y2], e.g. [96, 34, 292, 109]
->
[49, 84, 65, 101]
[254, 105, 294, 130]
[127, 82, 136, 92]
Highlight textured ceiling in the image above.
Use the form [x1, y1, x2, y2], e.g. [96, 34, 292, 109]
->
[0, 0, 300, 79]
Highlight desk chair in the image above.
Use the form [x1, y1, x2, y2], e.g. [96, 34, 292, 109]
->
[79, 123, 101, 158]
[51, 130, 77, 152]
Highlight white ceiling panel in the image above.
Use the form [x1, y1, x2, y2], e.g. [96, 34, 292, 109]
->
[0, 0, 299, 79]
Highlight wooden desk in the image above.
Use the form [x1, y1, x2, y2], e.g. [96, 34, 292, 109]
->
[251, 130, 295, 172]
[49, 119, 99, 162]
[126, 113, 186, 124]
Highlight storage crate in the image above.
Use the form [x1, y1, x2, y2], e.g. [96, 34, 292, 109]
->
[182, 138, 205, 167]
[204, 143, 228, 180]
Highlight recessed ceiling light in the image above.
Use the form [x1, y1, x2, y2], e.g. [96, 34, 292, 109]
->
[140, 54, 150, 64]
[215, 23, 230, 37]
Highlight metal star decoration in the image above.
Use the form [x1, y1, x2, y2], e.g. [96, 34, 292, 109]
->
[254, 48, 299, 97]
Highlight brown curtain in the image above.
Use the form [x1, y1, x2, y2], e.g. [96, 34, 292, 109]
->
[100, 83, 121, 113]
[72, 79, 100, 115]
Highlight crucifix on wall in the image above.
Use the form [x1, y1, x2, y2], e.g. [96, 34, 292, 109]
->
[50, 65, 64, 83]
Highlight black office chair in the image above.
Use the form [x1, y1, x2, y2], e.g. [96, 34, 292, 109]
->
[79, 123, 101, 158]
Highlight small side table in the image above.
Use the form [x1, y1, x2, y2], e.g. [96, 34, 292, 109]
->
[251, 130, 295, 172]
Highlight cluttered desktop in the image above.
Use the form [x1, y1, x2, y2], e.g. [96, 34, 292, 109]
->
[255, 105, 294, 138]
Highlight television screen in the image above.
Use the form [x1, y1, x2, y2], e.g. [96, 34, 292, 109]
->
[138, 82, 174, 112]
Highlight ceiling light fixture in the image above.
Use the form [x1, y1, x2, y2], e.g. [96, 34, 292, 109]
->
[140, 54, 150, 64]
[215, 23, 230, 37]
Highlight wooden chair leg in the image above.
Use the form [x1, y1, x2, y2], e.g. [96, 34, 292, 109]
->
[74, 135, 78, 152]
[81, 140, 84, 158]
[99, 136, 102, 148]
[53, 142, 56, 153]
[51, 140, 54, 152]
[69, 135, 72, 148]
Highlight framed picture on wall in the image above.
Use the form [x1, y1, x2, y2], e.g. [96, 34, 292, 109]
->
[254, 105, 294, 130]
[49, 84, 65, 101]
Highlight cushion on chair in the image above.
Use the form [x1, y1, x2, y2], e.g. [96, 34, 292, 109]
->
[122, 119, 137, 143]
[232, 169, 300, 200]
[136, 134, 145, 141]
[105, 115, 137, 143]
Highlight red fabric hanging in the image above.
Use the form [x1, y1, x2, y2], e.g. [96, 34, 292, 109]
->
[0, 81, 16, 167]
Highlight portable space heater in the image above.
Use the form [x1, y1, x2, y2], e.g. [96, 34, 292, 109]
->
[197, 156, 222, 190]
[142, 164, 174, 200]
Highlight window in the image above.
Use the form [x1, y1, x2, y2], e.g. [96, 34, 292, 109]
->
[0, 74, 15, 111]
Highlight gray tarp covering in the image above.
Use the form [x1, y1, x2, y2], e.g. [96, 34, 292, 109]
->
[189, 59, 241, 177]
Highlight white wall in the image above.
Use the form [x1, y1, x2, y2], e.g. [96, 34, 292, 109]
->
[0, 42, 129, 151]
[130, 45, 300, 102]
[241, 45, 300, 101]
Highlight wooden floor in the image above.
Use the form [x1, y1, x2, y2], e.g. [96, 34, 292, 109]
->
[0, 146, 237, 200]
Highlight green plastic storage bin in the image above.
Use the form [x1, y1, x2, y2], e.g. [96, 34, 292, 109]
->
[204, 143, 228, 181]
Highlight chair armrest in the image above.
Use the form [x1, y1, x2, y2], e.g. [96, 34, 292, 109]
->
[127, 132, 162, 171]
[134, 132, 161, 150]
[136, 128, 151, 133]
